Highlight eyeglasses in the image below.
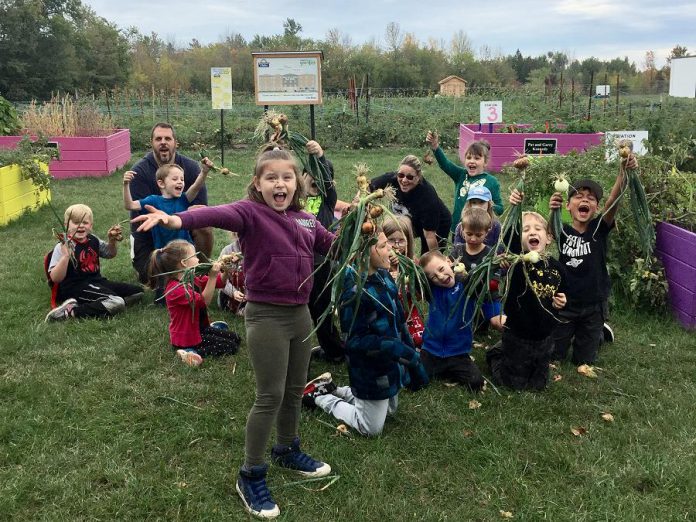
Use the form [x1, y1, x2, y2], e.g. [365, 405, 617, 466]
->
[397, 172, 417, 181]
[387, 238, 406, 247]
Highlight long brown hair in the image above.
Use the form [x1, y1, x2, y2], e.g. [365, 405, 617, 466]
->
[246, 144, 305, 211]
[382, 215, 415, 259]
[147, 239, 192, 289]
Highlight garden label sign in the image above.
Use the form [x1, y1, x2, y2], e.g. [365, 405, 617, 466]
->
[252, 51, 323, 106]
[524, 138, 557, 155]
[480, 101, 502, 124]
[211, 67, 232, 110]
[604, 130, 649, 161]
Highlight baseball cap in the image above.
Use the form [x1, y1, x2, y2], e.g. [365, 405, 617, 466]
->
[466, 185, 492, 202]
[568, 179, 603, 201]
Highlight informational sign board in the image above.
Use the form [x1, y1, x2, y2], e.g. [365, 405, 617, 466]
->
[479, 101, 502, 124]
[524, 138, 557, 155]
[596, 85, 611, 96]
[669, 55, 696, 98]
[252, 51, 323, 105]
[211, 67, 232, 110]
[605, 130, 649, 160]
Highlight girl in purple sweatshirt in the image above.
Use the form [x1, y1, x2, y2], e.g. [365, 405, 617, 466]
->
[133, 146, 334, 519]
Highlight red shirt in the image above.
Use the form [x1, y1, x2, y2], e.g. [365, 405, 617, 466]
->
[165, 275, 223, 347]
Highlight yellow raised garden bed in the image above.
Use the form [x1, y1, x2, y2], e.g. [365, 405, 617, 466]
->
[0, 163, 51, 226]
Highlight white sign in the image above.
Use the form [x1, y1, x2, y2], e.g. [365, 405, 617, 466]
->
[480, 101, 502, 124]
[605, 130, 649, 160]
[211, 67, 232, 110]
[252, 51, 323, 105]
[669, 56, 696, 98]
[596, 85, 611, 96]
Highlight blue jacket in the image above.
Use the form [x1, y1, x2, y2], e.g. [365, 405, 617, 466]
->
[340, 268, 428, 400]
[422, 281, 501, 358]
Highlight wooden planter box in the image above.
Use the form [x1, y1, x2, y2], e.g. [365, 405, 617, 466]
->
[0, 163, 51, 226]
[0, 129, 131, 179]
[656, 222, 696, 330]
[458, 123, 605, 172]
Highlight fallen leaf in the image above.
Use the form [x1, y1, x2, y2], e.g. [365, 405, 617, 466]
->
[601, 412, 615, 422]
[469, 399, 482, 410]
[552, 374, 562, 382]
[549, 363, 558, 370]
[444, 382, 458, 388]
[473, 342, 485, 350]
[463, 429, 474, 437]
[649, 343, 656, 347]
[176, 481, 188, 488]
[577, 364, 597, 378]
[500, 510, 514, 519]
[335, 424, 351, 436]
[570, 426, 588, 436]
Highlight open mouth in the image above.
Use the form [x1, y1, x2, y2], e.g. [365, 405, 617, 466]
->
[528, 237, 540, 248]
[578, 203, 591, 217]
[273, 192, 287, 204]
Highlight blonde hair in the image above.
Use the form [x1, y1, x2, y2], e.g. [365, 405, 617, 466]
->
[64, 204, 93, 226]
[155, 163, 184, 183]
[246, 144, 305, 211]
[464, 198, 497, 221]
[461, 207, 492, 233]
[382, 215, 415, 259]
[522, 211, 549, 233]
[399, 154, 422, 176]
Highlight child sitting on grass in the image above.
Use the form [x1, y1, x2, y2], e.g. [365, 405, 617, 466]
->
[45, 204, 143, 321]
[548, 153, 637, 365]
[149, 239, 239, 366]
[485, 189, 567, 391]
[303, 231, 428, 437]
[418, 250, 502, 390]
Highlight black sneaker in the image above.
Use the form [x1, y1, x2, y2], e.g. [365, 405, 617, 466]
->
[603, 323, 615, 343]
[236, 464, 279, 519]
[310, 346, 345, 364]
[271, 437, 331, 477]
[302, 372, 337, 408]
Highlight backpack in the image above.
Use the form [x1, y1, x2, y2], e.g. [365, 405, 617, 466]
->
[44, 251, 60, 308]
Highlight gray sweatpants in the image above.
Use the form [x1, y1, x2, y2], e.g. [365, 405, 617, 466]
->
[244, 302, 313, 466]
[315, 386, 398, 437]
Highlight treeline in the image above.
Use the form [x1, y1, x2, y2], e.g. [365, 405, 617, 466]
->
[0, 1, 689, 100]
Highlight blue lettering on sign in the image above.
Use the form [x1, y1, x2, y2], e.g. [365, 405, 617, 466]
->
[258, 59, 270, 68]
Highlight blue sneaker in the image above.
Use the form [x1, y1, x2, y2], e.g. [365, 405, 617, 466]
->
[271, 437, 331, 478]
[236, 464, 279, 519]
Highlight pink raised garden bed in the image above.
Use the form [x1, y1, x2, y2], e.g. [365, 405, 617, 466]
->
[458, 123, 604, 172]
[656, 222, 696, 330]
[0, 129, 131, 179]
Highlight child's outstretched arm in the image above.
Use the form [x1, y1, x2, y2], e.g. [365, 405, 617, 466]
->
[201, 262, 221, 306]
[186, 158, 212, 203]
[104, 225, 121, 257]
[132, 205, 182, 231]
[123, 171, 142, 211]
[426, 130, 466, 183]
[603, 154, 638, 225]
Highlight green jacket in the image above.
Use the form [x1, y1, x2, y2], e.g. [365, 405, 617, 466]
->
[433, 147, 504, 233]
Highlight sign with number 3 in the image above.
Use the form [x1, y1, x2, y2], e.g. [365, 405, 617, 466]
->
[479, 101, 502, 124]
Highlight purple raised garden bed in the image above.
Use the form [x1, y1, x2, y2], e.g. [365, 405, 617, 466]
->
[458, 123, 605, 172]
[0, 129, 131, 179]
[656, 222, 696, 330]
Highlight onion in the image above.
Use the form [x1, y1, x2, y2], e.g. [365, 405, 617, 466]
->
[522, 251, 540, 263]
[554, 177, 569, 193]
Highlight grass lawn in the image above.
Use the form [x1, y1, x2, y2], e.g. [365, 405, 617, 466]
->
[1, 147, 694, 520]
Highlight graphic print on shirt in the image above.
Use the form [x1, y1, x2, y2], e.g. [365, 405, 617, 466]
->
[459, 178, 486, 198]
[562, 234, 592, 268]
[78, 244, 100, 273]
[392, 202, 411, 218]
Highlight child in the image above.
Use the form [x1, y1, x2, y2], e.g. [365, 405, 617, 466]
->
[148, 239, 240, 367]
[133, 145, 333, 520]
[303, 231, 428, 436]
[453, 186, 501, 248]
[485, 190, 567, 390]
[426, 132, 504, 237]
[548, 155, 636, 365]
[218, 232, 246, 316]
[384, 215, 425, 349]
[301, 140, 345, 363]
[45, 204, 143, 321]
[123, 159, 211, 250]
[419, 250, 502, 389]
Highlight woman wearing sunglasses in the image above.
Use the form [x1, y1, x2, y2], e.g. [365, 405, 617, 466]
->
[369, 155, 451, 255]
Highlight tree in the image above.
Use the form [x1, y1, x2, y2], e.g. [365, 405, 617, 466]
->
[667, 45, 688, 63]
[384, 22, 403, 53]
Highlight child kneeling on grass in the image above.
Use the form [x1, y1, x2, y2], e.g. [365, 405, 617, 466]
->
[485, 190, 567, 391]
[45, 204, 143, 322]
[303, 231, 428, 437]
[419, 250, 501, 390]
[148, 239, 240, 367]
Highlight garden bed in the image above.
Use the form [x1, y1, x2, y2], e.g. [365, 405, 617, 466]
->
[0, 163, 50, 226]
[655, 222, 696, 330]
[0, 129, 131, 179]
[458, 123, 604, 172]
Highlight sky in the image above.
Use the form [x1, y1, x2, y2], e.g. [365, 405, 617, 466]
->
[83, 0, 695, 69]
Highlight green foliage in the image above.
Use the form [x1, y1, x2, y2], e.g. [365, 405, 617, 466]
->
[0, 94, 20, 135]
[0, 136, 59, 191]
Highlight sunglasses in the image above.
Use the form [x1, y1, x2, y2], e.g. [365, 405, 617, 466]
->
[397, 172, 417, 181]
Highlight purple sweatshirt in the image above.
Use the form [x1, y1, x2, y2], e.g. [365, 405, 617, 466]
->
[177, 200, 334, 305]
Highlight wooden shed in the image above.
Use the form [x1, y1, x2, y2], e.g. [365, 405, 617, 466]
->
[438, 75, 467, 97]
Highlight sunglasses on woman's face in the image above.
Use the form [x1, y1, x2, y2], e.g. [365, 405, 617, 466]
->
[397, 172, 416, 181]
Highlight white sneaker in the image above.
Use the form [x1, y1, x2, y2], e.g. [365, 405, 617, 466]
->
[45, 298, 77, 322]
[176, 349, 203, 367]
[602, 323, 615, 343]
